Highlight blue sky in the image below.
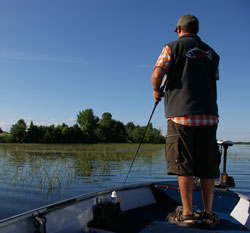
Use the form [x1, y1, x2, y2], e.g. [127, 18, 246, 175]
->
[0, 0, 249, 142]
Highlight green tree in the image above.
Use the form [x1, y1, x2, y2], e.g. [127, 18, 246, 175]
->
[0, 127, 3, 133]
[7, 109, 165, 144]
[131, 126, 145, 143]
[37, 126, 48, 143]
[60, 123, 70, 143]
[27, 121, 41, 143]
[98, 112, 113, 142]
[57, 123, 84, 143]
[126, 122, 164, 143]
[144, 123, 165, 143]
[126, 122, 136, 142]
[77, 109, 99, 142]
[100, 113, 112, 128]
[10, 119, 27, 142]
[97, 113, 127, 142]
[110, 120, 127, 142]
[150, 128, 165, 143]
[68, 124, 85, 143]
[42, 125, 59, 143]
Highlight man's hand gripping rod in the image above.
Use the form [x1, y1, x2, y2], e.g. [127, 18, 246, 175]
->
[123, 75, 167, 185]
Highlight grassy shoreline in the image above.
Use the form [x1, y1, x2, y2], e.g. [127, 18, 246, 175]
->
[0, 142, 165, 152]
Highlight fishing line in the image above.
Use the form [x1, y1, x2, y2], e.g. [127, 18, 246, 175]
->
[123, 75, 167, 185]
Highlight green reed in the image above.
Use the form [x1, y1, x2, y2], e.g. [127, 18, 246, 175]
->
[0, 143, 165, 198]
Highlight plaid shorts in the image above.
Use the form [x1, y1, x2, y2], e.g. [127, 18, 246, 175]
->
[165, 120, 221, 178]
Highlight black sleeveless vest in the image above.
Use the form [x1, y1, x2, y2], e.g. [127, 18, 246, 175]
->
[164, 34, 220, 118]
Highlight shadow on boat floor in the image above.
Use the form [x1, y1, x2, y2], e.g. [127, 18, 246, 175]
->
[88, 202, 175, 233]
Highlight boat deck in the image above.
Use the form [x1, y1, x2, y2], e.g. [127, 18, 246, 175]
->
[88, 183, 249, 233]
[89, 203, 248, 233]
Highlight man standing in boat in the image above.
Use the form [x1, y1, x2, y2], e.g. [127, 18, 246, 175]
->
[151, 14, 220, 228]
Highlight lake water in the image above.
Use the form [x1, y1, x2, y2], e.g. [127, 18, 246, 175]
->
[0, 143, 249, 221]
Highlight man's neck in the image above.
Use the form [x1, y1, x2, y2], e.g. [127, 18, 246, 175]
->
[178, 31, 190, 38]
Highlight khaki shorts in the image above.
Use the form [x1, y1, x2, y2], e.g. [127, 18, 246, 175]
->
[165, 120, 221, 178]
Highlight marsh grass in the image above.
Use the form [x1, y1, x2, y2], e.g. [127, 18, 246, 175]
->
[0, 143, 164, 152]
[0, 143, 164, 198]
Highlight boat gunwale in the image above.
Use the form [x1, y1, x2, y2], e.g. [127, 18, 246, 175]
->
[0, 181, 152, 228]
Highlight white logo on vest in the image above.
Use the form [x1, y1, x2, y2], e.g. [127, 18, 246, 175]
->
[186, 47, 212, 61]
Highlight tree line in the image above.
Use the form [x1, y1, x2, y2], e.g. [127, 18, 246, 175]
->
[0, 109, 165, 144]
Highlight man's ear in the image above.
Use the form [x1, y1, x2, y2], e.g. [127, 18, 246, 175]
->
[177, 26, 181, 34]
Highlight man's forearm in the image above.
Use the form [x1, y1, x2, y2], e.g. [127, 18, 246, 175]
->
[151, 67, 166, 91]
[151, 67, 166, 102]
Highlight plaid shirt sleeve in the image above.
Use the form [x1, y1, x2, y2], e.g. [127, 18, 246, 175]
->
[154, 45, 172, 72]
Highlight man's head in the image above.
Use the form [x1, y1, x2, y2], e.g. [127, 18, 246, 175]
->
[174, 14, 199, 35]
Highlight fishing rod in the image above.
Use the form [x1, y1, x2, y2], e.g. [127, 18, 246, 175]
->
[123, 75, 167, 185]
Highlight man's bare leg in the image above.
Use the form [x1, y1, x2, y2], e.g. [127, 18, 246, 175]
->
[200, 178, 214, 215]
[178, 176, 194, 216]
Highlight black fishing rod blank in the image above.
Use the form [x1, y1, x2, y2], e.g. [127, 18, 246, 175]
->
[124, 75, 167, 185]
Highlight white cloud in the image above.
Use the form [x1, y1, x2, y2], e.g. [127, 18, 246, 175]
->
[33, 121, 46, 126]
[24, 117, 32, 121]
[67, 117, 75, 122]
[0, 122, 12, 132]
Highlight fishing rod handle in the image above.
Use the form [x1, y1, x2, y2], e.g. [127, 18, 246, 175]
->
[155, 75, 167, 103]
[160, 85, 165, 97]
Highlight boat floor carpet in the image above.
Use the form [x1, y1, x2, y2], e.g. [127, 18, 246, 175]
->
[88, 202, 249, 233]
[88, 202, 176, 233]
